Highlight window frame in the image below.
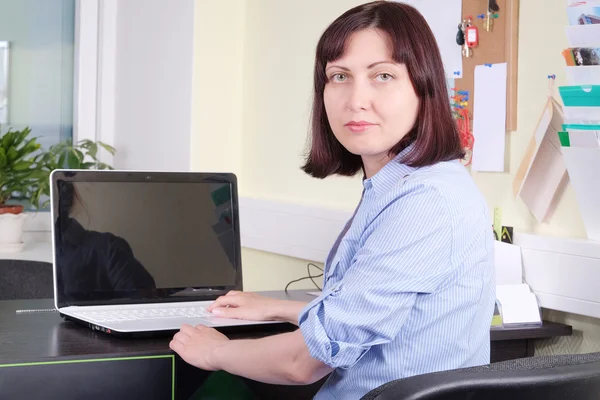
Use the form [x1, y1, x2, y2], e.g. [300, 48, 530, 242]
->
[25, 0, 115, 233]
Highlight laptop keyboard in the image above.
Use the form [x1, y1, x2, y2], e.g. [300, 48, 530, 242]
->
[73, 306, 211, 323]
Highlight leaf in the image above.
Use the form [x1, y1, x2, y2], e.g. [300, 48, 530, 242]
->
[0, 148, 6, 169]
[87, 142, 98, 159]
[77, 139, 92, 147]
[81, 162, 96, 169]
[98, 142, 116, 155]
[15, 127, 32, 145]
[58, 152, 67, 169]
[75, 149, 84, 163]
[11, 161, 33, 171]
[6, 147, 18, 162]
[20, 138, 41, 155]
[1, 131, 15, 149]
[67, 150, 81, 169]
[97, 162, 110, 170]
[25, 169, 49, 180]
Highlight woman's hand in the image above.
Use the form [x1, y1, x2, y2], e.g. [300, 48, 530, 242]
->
[207, 291, 280, 321]
[207, 291, 308, 325]
[169, 324, 229, 371]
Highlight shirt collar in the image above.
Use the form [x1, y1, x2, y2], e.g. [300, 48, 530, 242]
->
[362, 142, 417, 198]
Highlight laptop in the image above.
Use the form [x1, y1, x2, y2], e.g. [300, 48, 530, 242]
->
[50, 169, 284, 336]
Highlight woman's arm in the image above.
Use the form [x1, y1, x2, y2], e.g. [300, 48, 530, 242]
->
[270, 299, 307, 325]
[170, 325, 332, 385]
[212, 329, 332, 384]
[207, 292, 308, 326]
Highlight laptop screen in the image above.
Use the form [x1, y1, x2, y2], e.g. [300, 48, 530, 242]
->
[51, 171, 242, 307]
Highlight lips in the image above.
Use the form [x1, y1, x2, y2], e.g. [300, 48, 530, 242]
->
[345, 121, 376, 133]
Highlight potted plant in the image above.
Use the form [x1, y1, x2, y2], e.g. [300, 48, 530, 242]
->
[29, 137, 115, 209]
[0, 126, 115, 252]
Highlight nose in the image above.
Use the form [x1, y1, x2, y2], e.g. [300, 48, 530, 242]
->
[347, 80, 371, 112]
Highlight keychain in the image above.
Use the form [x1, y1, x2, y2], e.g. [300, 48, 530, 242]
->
[456, 23, 465, 46]
[458, 17, 476, 57]
[466, 24, 479, 49]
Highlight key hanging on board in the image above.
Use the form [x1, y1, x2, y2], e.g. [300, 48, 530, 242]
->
[484, 0, 500, 32]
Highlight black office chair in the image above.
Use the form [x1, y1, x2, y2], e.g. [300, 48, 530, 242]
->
[0, 260, 54, 300]
[361, 352, 600, 400]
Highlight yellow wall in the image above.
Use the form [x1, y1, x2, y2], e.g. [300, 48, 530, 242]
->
[240, 0, 365, 209]
[192, 0, 600, 358]
[191, 0, 245, 179]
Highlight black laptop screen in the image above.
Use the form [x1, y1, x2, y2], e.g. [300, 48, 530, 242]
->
[52, 172, 241, 307]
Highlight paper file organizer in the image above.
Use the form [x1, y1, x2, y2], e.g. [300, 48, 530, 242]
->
[559, 85, 600, 242]
[565, 24, 600, 47]
[559, 85, 600, 107]
[565, 66, 600, 86]
[563, 106, 600, 122]
[559, 130, 600, 242]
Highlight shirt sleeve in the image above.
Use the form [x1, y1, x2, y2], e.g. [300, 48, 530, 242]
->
[298, 183, 454, 369]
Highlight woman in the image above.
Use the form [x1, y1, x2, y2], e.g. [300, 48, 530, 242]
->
[170, 2, 495, 398]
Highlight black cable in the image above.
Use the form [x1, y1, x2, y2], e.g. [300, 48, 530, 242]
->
[307, 263, 323, 291]
[284, 262, 323, 293]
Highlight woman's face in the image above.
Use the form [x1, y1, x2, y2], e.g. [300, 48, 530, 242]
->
[324, 29, 419, 173]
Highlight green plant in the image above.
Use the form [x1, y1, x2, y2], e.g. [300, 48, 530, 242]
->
[0, 127, 115, 210]
[31, 138, 116, 208]
[0, 127, 44, 209]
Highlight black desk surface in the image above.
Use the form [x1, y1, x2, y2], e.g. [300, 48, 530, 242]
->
[0, 290, 572, 364]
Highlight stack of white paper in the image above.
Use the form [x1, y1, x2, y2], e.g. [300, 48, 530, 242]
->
[494, 241, 542, 326]
[494, 240, 523, 285]
[496, 284, 542, 326]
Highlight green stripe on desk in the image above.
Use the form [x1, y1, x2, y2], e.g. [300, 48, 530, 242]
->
[0, 354, 175, 399]
[558, 131, 570, 147]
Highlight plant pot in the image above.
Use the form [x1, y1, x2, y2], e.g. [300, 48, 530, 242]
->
[0, 205, 27, 252]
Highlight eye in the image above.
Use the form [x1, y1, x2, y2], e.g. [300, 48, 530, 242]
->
[331, 73, 348, 83]
[376, 73, 394, 82]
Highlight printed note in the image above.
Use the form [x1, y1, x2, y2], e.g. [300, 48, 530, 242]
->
[472, 63, 508, 172]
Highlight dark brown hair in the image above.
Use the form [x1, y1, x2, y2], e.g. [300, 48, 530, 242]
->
[301, 1, 465, 178]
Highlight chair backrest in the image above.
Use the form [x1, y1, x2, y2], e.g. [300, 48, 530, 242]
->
[0, 260, 54, 300]
[361, 352, 600, 400]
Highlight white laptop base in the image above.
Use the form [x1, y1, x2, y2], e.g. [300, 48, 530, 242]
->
[60, 301, 280, 334]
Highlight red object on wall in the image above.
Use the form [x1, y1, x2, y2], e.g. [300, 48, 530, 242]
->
[465, 25, 479, 48]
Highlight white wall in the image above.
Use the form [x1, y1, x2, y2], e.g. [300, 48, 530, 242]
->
[112, 0, 194, 171]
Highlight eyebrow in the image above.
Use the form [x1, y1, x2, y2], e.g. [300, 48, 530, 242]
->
[325, 60, 397, 72]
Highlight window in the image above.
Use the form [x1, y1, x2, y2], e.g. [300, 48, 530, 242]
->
[0, 0, 75, 148]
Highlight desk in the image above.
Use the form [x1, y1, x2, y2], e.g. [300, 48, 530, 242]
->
[0, 290, 572, 399]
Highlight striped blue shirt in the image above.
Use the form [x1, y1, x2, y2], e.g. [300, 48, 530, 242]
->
[298, 148, 496, 399]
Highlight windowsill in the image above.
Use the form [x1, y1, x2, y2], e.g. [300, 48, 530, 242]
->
[0, 237, 52, 263]
[0, 212, 55, 262]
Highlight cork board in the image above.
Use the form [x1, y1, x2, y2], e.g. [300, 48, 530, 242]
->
[454, 0, 520, 131]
